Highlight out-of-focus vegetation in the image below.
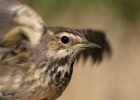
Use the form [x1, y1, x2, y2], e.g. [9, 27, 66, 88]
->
[24, 0, 140, 24]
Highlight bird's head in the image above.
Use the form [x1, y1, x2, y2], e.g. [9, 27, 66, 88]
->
[41, 27, 100, 62]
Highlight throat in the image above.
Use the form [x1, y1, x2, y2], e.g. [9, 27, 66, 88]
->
[35, 55, 74, 88]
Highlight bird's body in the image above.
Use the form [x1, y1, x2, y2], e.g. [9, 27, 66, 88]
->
[0, 27, 93, 100]
[0, 0, 111, 100]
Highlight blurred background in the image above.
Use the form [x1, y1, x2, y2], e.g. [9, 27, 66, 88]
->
[22, 0, 140, 100]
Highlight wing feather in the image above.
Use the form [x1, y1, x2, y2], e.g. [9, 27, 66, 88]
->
[0, 0, 46, 47]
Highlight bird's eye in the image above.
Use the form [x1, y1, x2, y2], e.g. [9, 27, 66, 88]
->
[61, 36, 69, 44]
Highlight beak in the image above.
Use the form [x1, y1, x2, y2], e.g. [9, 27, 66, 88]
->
[74, 42, 101, 48]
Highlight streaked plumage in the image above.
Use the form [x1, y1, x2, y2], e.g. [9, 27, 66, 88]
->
[0, 0, 111, 100]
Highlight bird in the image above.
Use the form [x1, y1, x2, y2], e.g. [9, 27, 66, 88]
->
[0, 0, 111, 100]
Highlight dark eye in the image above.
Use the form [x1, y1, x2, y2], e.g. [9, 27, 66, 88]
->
[61, 36, 69, 44]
